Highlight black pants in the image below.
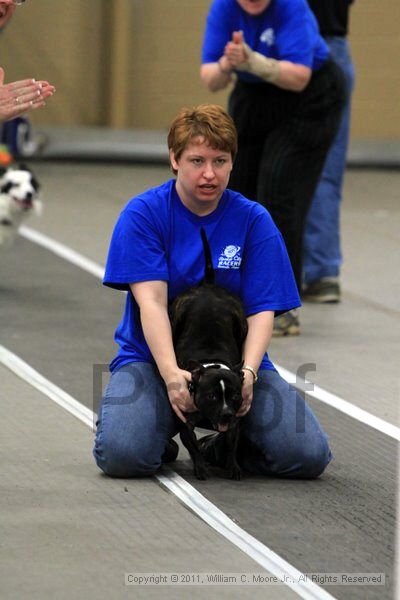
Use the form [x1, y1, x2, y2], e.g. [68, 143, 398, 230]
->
[228, 59, 346, 291]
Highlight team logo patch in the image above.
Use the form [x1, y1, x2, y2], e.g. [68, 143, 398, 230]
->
[217, 245, 242, 269]
[260, 28, 275, 46]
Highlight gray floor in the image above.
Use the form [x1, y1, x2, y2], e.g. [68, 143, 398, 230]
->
[1, 161, 399, 599]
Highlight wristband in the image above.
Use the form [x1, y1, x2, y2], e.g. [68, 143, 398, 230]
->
[236, 42, 280, 83]
[242, 365, 258, 383]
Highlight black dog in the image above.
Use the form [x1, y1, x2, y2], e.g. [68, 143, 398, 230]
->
[169, 228, 248, 480]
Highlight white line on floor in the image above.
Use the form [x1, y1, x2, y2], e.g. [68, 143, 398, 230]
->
[0, 343, 335, 600]
[19, 225, 400, 441]
[0, 344, 93, 429]
[20, 225, 105, 280]
[157, 469, 335, 600]
[275, 365, 400, 441]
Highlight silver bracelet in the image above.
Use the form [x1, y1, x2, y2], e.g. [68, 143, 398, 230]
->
[242, 364, 258, 383]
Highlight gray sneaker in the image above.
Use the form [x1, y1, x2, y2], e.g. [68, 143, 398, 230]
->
[302, 278, 341, 303]
[272, 309, 300, 337]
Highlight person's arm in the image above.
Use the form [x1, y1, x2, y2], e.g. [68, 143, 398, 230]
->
[225, 31, 311, 92]
[237, 310, 274, 416]
[200, 56, 234, 92]
[129, 280, 196, 423]
[273, 61, 311, 92]
[0, 67, 56, 122]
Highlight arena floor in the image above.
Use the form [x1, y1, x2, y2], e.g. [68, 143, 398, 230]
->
[1, 161, 398, 599]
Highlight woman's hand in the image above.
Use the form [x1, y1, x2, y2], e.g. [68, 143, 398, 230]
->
[201, 27, 247, 93]
[224, 31, 248, 69]
[225, 30, 309, 91]
[33, 80, 56, 108]
[164, 368, 197, 423]
[0, 67, 55, 121]
[237, 368, 254, 416]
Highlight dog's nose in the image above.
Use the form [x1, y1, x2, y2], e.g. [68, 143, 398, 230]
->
[25, 192, 33, 201]
[221, 406, 235, 420]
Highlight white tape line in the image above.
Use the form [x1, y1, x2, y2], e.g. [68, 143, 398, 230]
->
[0, 343, 335, 600]
[157, 469, 336, 600]
[0, 344, 93, 429]
[18, 225, 400, 441]
[275, 365, 400, 442]
[20, 226, 105, 280]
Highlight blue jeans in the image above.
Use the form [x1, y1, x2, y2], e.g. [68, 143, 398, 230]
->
[303, 37, 356, 283]
[93, 363, 332, 479]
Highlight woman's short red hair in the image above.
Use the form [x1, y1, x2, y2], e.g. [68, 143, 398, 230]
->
[167, 104, 238, 174]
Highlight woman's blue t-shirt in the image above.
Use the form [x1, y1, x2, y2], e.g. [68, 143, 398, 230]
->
[202, 0, 328, 82]
[104, 180, 300, 372]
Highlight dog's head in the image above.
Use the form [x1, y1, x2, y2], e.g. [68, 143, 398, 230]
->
[0, 164, 41, 214]
[189, 363, 244, 432]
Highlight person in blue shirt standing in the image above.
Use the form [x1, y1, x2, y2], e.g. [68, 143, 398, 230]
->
[201, 0, 346, 335]
[302, 0, 356, 303]
[93, 104, 332, 480]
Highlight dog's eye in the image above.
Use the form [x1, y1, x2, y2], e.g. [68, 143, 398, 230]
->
[207, 393, 218, 402]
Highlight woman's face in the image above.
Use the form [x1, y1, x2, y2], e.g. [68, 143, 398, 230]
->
[170, 137, 233, 215]
[236, 0, 272, 16]
[0, 1, 16, 29]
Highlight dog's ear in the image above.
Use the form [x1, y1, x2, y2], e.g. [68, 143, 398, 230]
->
[186, 359, 202, 372]
[233, 361, 245, 383]
[0, 166, 7, 178]
[31, 176, 40, 192]
[190, 365, 206, 385]
[1, 181, 13, 194]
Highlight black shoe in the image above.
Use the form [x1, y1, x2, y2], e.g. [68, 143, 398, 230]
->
[302, 278, 341, 303]
[161, 439, 179, 463]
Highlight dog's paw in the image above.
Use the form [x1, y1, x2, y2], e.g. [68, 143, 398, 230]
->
[194, 461, 209, 480]
[229, 464, 242, 481]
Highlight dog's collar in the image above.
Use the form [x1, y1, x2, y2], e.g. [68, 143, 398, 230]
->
[202, 362, 231, 371]
[188, 363, 232, 397]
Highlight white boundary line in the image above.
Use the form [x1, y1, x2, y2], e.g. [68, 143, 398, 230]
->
[19, 226, 400, 441]
[20, 226, 105, 280]
[275, 366, 400, 442]
[0, 343, 335, 600]
[0, 344, 93, 429]
[156, 469, 335, 600]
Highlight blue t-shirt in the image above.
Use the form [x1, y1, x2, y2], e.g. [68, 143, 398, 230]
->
[104, 179, 300, 372]
[202, 0, 328, 83]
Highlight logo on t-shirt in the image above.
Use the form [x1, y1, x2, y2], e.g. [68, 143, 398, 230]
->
[260, 28, 275, 46]
[217, 245, 242, 269]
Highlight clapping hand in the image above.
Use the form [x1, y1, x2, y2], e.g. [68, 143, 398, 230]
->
[0, 67, 55, 122]
[224, 30, 249, 69]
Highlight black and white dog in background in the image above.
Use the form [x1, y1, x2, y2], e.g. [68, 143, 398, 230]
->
[169, 228, 248, 480]
[0, 164, 41, 247]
